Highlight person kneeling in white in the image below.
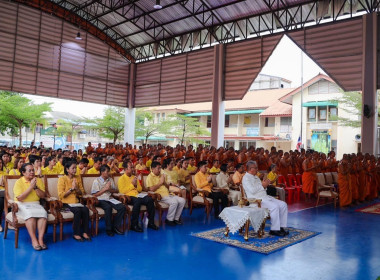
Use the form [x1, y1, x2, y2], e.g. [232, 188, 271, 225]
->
[242, 160, 289, 237]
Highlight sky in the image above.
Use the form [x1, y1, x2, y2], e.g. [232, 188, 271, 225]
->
[27, 35, 325, 119]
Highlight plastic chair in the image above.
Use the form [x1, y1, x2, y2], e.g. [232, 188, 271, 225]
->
[288, 174, 302, 202]
[277, 175, 295, 204]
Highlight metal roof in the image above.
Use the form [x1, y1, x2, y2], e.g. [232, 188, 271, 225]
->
[11, 0, 372, 62]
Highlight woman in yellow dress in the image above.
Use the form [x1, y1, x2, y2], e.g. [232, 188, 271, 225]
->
[14, 163, 48, 250]
[57, 161, 91, 242]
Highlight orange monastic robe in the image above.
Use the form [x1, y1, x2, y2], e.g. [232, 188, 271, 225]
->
[302, 162, 315, 194]
[350, 166, 359, 201]
[338, 172, 352, 207]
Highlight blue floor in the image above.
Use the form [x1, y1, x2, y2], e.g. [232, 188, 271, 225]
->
[1, 201, 380, 280]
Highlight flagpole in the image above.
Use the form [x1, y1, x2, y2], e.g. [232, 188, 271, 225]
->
[300, 50, 304, 149]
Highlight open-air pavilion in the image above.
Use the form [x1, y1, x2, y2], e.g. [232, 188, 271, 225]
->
[1, 1, 380, 279]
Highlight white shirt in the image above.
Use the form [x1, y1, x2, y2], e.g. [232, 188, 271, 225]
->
[216, 172, 230, 189]
[242, 172, 268, 200]
[91, 177, 116, 200]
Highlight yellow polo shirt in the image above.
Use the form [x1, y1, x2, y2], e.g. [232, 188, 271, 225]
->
[55, 162, 64, 174]
[209, 167, 220, 173]
[146, 172, 169, 198]
[267, 171, 278, 186]
[194, 171, 212, 192]
[178, 168, 190, 184]
[14, 177, 45, 202]
[57, 175, 84, 203]
[9, 169, 21, 176]
[87, 167, 100, 175]
[42, 166, 58, 175]
[117, 173, 142, 197]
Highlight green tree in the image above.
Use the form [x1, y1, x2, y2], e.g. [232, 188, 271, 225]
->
[0, 91, 52, 147]
[55, 119, 82, 149]
[135, 109, 161, 144]
[86, 106, 125, 145]
[331, 90, 380, 128]
[165, 114, 210, 145]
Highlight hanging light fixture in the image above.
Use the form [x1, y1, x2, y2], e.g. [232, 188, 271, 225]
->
[75, 31, 82, 40]
[153, 0, 162, 9]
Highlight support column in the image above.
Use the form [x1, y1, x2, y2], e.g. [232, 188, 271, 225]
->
[361, 13, 378, 154]
[211, 44, 225, 148]
[124, 63, 136, 145]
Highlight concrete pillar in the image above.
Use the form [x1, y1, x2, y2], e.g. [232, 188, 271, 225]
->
[211, 44, 225, 148]
[124, 63, 136, 145]
[361, 13, 378, 154]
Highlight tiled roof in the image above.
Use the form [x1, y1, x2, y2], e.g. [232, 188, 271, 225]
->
[153, 88, 294, 113]
[279, 73, 336, 104]
[260, 100, 292, 117]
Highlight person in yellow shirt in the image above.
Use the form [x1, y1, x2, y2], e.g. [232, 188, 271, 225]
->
[42, 156, 58, 175]
[135, 157, 147, 172]
[58, 161, 91, 242]
[14, 163, 48, 250]
[87, 157, 102, 174]
[145, 155, 154, 170]
[0, 159, 7, 232]
[8, 157, 25, 175]
[118, 161, 158, 232]
[2, 153, 14, 172]
[195, 161, 228, 218]
[162, 159, 186, 199]
[55, 154, 64, 174]
[29, 156, 43, 177]
[173, 158, 182, 172]
[266, 164, 285, 201]
[209, 159, 221, 173]
[232, 164, 245, 186]
[76, 158, 89, 175]
[187, 157, 197, 173]
[178, 159, 191, 190]
[146, 161, 185, 226]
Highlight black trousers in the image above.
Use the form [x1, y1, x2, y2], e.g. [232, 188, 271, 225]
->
[97, 200, 126, 231]
[129, 196, 156, 226]
[65, 204, 90, 236]
[209, 192, 228, 217]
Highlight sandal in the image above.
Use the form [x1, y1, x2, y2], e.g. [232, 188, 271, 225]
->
[41, 244, 48, 250]
[73, 236, 84, 242]
[33, 245, 42, 251]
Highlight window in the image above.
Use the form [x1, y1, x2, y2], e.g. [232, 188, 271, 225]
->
[319, 107, 327, 120]
[329, 106, 338, 121]
[280, 117, 291, 133]
[207, 116, 211, 128]
[331, 140, 337, 152]
[308, 107, 316, 122]
[161, 113, 165, 120]
[264, 117, 274, 127]
[156, 113, 160, 123]
[225, 115, 230, 127]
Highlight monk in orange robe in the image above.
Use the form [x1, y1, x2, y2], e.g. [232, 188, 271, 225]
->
[350, 155, 359, 202]
[357, 154, 368, 202]
[302, 153, 317, 198]
[338, 155, 352, 207]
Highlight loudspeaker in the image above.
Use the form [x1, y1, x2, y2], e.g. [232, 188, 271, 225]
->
[363, 104, 371, 118]
[355, 134, 361, 141]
